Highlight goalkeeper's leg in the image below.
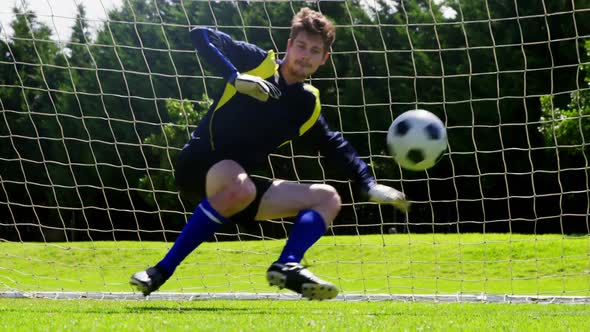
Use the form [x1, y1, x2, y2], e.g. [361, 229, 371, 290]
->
[255, 181, 341, 300]
[130, 198, 231, 296]
[130, 160, 256, 296]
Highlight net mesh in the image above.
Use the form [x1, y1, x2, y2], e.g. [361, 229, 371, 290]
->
[1, 0, 589, 301]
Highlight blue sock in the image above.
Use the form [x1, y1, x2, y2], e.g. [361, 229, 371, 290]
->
[277, 209, 327, 264]
[156, 199, 228, 276]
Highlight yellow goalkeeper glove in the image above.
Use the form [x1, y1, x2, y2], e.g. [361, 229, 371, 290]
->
[232, 73, 281, 102]
[367, 184, 410, 212]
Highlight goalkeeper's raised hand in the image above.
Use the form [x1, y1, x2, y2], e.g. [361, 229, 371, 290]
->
[232, 73, 281, 102]
[367, 184, 410, 212]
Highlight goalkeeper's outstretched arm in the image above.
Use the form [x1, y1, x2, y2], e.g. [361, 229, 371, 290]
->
[189, 27, 280, 102]
[305, 114, 410, 212]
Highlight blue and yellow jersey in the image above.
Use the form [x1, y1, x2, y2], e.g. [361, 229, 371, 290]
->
[189, 27, 375, 191]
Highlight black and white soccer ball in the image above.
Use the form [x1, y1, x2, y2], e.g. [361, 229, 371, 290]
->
[387, 109, 448, 171]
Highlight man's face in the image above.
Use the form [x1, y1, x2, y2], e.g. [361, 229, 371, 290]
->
[284, 31, 330, 81]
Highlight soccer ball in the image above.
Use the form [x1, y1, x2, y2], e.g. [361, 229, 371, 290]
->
[387, 109, 448, 171]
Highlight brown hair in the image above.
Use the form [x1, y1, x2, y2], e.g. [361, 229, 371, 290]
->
[290, 7, 336, 53]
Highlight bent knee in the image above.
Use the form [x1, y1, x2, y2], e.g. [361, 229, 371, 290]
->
[208, 173, 257, 217]
[236, 174, 257, 205]
[223, 176, 257, 210]
[312, 184, 341, 224]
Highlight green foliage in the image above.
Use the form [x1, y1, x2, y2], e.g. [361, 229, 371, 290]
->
[539, 92, 590, 154]
[539, 40, 590, 157]
[137, 98, 210, 208]
[0, 3, 74, 239]
[2, 0, 590, 240]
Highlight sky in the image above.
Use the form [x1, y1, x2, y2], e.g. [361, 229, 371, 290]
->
[0, 0, 123, 41]
[0, 0, 456, 41]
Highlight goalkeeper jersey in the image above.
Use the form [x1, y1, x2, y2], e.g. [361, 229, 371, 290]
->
[188, 27, 375, 191]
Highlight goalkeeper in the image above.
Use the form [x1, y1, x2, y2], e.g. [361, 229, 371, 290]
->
[130, 7, 409, 300]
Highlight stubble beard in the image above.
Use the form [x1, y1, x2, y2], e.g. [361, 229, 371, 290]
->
[286, 63, 309, 82]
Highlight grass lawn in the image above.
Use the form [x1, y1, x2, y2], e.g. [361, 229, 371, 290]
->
[2, 233, 588, 296]
[1, 298, 589, 331]
[1, 233, 590, 331]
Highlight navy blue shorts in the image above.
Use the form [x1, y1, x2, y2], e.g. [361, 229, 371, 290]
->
[174, 141, 272, 223]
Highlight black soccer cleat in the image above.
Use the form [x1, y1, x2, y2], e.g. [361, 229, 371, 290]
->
[266, 262, 339, 300]
[129, 266, 169, 296]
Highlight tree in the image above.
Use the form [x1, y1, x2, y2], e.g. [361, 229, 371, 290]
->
[138, 97, 210, 211]
[539, 41, 590, 157]
[3, 0, 588, 240]
[0, 2, 71, 240]
[536, 40, 590, 234]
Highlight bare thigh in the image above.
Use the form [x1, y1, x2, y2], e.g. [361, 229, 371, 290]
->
[254, 180, 341, 224]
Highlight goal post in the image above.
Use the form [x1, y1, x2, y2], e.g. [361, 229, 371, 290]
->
[1, 0, 590, 302]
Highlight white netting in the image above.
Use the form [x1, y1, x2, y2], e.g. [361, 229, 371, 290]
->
[1, 0, 589, 301]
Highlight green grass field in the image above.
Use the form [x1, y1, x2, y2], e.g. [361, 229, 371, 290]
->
[1, 233, 589, 331]
[1, 298, 590, 331]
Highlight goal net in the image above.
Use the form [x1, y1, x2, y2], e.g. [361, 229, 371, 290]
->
[1, 0, 589, 302]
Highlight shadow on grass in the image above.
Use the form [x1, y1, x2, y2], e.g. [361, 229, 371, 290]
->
[128, 306, 291, 315]
[0, 302, 318, 316]
[2, 305, 410, 317]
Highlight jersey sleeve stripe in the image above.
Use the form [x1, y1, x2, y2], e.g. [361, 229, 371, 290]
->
[299, 85, 322, 136]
